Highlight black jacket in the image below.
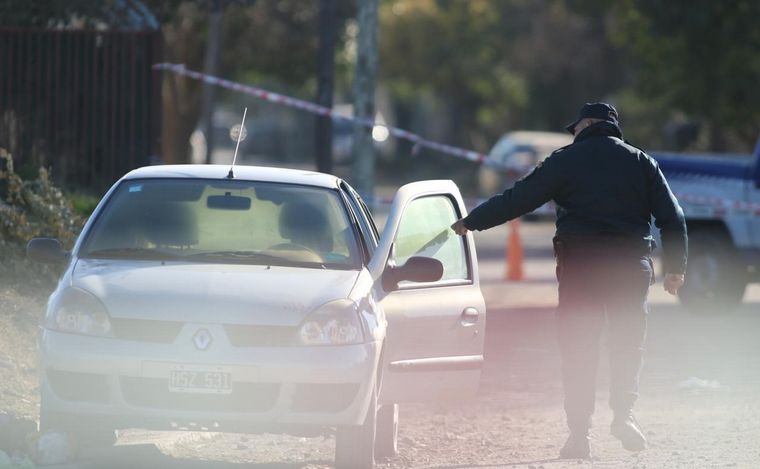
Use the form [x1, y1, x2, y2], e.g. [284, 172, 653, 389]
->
[464, 122, 688, 274]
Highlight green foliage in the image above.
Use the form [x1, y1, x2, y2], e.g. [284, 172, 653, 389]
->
[380, 0, 526, 144]
[0, 0, 158, 28]
[613, 0, 760, 150]
[221, 0, 356, 91]
[380, 0, 759, 154]
[66, 192, 101, 218]
[379, 0, 628, 151]
[0, 149, 85, 288]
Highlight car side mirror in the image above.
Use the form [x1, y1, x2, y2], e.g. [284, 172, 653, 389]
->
[26, 238, 70, 265]
[382, 256, 444, 291]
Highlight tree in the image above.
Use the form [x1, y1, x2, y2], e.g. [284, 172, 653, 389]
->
[0, 0, 160, 29]
[351, 0, 379, 198]
[613, 0, 760, 151]
[149, 0, 355, 164]
[379, 0, 627, 156]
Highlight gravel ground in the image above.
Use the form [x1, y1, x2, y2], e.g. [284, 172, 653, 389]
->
[3, 221, 760, 468]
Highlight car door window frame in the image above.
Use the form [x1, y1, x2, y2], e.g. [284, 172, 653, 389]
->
[342, 182, 379, 244]
[338, 182, 376, 264]
[354, 190, 380, 242]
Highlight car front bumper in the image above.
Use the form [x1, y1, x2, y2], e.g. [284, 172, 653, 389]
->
[39, 325, 380, 432]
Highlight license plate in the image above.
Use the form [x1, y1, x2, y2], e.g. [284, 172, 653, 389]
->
[169, 366, 232, 394]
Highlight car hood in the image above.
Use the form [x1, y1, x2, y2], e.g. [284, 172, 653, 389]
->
[72, 259, 360, 326]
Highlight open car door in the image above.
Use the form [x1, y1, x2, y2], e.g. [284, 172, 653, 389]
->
[369, 180, 486, 404]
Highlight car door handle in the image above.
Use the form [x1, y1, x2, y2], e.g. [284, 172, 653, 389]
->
[460, 307, 479, 326]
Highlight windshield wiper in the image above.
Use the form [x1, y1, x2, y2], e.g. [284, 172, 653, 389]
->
[184, 250, 326, 268]
[84, 247, 180, 260]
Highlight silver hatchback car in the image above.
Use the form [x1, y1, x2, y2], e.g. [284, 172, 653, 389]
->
[28, 164, 486, 468]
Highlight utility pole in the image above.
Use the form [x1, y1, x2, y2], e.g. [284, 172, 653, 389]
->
[351, 0, 378, 200]
[200, 0, 225, 164]
[315, 0, 336, 174]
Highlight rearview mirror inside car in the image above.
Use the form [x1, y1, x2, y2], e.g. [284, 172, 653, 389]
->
[382, 256, 444, 291]
[207, 193, 252, 210]
[26, 238, 70, 265]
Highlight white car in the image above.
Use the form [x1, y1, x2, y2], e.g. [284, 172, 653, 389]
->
[478, 131, 573, 196]
[28, 164, 486, 468]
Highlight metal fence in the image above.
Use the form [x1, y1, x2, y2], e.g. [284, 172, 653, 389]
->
[0, 28, 162, 188]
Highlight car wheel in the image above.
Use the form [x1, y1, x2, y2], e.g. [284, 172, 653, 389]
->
[335, 385, 377, 469]
[678, 230, 747, 314]
[39, 402, 117, 450]
[374, 403, 399, 459]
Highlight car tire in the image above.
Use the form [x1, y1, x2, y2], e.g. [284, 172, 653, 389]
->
[335, 385, 377, 469]
[39, 402, 117, 450]
[678, 230, 747, 314]
[374, 403, 399, 459]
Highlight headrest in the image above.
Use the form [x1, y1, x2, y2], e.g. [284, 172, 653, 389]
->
[142, 202, 198, 247]
[279, 201, 332, 251]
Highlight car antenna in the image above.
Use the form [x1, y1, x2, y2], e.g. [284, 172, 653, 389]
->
[227, 107, 248, 179]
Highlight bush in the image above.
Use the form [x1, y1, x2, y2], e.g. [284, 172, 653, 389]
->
[0, 149, 85, 289]
[66, 191, 101, 217]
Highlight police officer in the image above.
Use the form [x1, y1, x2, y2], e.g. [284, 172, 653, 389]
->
[452, 102, 687, 459]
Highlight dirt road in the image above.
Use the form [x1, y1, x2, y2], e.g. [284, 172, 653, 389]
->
[17, 222, 760, 468]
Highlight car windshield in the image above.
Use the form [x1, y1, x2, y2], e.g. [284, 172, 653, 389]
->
[80, 178, 362, 270]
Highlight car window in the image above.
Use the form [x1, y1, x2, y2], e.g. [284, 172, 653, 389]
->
[81, 179, 361, 270]
[392, 195, 469, 285]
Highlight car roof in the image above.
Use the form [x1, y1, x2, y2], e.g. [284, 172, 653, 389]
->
[498, 131, 573, 146]
[122, 164, 341, 189]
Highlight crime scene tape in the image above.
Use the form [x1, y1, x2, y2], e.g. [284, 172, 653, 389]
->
[153, 63, 760, 218]
[153, 63, 490, 165]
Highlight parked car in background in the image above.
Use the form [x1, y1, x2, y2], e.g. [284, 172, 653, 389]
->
[478, 130, 573, 198]
[27, 164, 486, 469]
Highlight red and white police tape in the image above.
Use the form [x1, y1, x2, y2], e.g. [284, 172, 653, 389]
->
[153, 63, 759, 218]
[153, 63, 490, 165]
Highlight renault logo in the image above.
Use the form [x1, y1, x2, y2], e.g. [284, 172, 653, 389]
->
[193, 329, 213, 351]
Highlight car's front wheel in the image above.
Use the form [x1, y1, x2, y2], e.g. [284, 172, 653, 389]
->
[335, 386, 377, 469]
[374, 403, 399, 458]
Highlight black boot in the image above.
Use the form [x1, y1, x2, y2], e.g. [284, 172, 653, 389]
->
[611, 412, 647, 451]
[559, 433, 590, 459]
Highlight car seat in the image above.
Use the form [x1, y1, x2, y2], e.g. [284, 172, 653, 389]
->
[142, 202, 199, 248]
[278, 201, 333, 253]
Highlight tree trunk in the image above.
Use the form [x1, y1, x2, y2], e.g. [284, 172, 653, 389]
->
[351, 0, 379, 200]
[199, 1, 225, 164]
[316, 0, 336, 174]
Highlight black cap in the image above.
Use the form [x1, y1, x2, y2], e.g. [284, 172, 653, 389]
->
[565, 102, 619, 134]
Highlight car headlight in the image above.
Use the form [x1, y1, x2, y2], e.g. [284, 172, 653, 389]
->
[46, 288, 112, 337]
[299, 299, 365, 346]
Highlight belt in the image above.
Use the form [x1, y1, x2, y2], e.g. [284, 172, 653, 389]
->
[553, 234, 655, 256]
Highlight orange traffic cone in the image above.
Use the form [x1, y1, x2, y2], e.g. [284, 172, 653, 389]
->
[505, 218, 524, 281]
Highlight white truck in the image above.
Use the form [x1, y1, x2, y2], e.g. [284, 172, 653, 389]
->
[653, 136, 760, 313]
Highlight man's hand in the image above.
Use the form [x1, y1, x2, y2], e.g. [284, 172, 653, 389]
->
[664, 273, 685, 295]
[451, 219, 469, 236]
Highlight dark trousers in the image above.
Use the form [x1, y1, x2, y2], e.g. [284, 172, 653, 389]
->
[555, 242, 652, 434]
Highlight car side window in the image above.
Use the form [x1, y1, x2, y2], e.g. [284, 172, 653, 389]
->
[393, 195, 470, 285]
